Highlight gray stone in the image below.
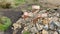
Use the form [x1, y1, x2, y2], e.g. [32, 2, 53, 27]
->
[49, 30, 54, 34]
[49, 21, 55, 30]
[30, 27, 38, 33]
[44, 25, 48, 30]
[54, 21, 60, 28]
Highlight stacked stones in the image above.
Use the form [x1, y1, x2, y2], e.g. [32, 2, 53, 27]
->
[12, 5, 60, 34]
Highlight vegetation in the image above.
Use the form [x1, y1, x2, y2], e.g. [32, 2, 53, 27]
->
[23, 31, 30, 34]
[0, 0, 25, 8]
[0, 16, 12, 31]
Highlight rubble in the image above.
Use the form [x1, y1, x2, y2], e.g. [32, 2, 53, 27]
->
[12, 5, 60, 34]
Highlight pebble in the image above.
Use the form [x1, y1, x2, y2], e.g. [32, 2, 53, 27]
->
[36, 23, 44, 30]
[49, 30, 54, 34]
[44, 25, 48, 30]
[42, 30, 48, 34]
[41, 13, 48, 17]
[54, 21, 60, 28]
[49, 21, 55, 30]
[30, 27, 38, 33]
[54, 31, 58, 34]
[32, 5, 40, 9]
[42, 18, 49, 25]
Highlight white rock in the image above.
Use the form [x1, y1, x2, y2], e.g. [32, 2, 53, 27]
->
[41, 13, 48, 17]
[24, 12, 29, 16]
[56, 13, 59, 17]
[32, 5, 40, 9]
[13, 23, 21, 30]
[42, 30, 48, 34]
[24, 27, 28, 31]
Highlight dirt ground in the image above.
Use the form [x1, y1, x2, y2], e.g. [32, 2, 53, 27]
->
[0, 9, 23, 34]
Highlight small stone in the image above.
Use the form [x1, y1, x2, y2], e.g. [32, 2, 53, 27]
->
[13, 23, 21, 30]
[56, 13, 59, 17]
[36, 32, 40, 34]
[44, 25, 48, 30]
[24, 12, 29, 16]
[49, 21, 55, 30]
[54, 21, 60, 28]
[22, 12, 29, 19]
[24, 27, 28, 31]
[53, 17, 58, 21]
[42, 18, 49, 25]
[36, 23, 44, 30]
[54, 31, 58, 34]
[32, 5, 40, 9]
[41, 13, 48, 17]
[48, 17, 53, 20]
[30, 27, 38, 33]
[40, 10, 47, 13]
[28, 12, 34, 17]
[49, 30, 54, 34]
[42, 30, 48, 34]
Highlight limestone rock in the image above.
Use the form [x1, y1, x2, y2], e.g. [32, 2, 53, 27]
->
[42, 30, 48, 34]
[54, 31, 58, 34]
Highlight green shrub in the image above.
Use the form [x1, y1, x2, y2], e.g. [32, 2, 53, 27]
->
[23, 31, 30, 34]
[0, 16, 12, 31]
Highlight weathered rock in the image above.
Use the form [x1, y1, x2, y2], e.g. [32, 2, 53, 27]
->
[54, 21, 60, 28]
[42, 18, 49, 25]
[54, 31, 58, 34]
[49, 21, 55, 30]
[30, 27, 38, 33]
[42, 30, 48, 34]
[44, 25, 48, 30]
[12, 4, 60, 34]
[32, 5, 40, 9]
[49, 30, 54, 34]
[41, 13, 48, 17]
[36, 23, 44, 30]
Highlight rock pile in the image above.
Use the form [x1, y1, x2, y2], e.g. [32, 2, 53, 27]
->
[12, 5, 60, 34]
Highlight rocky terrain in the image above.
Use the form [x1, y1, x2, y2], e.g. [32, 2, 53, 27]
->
[0, 0, 60, 34]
